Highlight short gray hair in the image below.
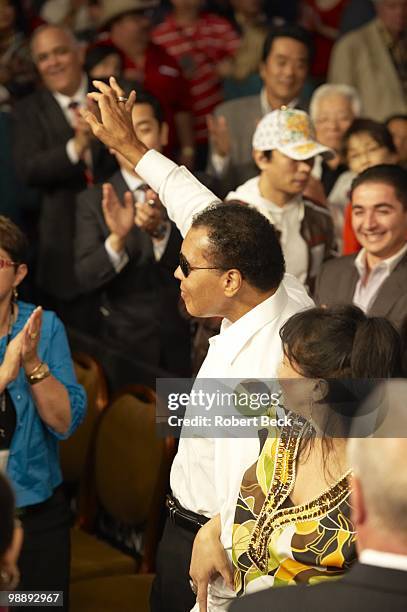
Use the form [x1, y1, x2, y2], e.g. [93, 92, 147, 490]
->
[347, 380, 407, 537]
[310, 83, 362, 123]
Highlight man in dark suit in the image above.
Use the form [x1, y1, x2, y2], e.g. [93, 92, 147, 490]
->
[75, 92, 191, 376]
[207, 24, 313, 196]
[315, 164, 407, 329]
[13, 24, 116, 328]
[231, 378, 407, 612]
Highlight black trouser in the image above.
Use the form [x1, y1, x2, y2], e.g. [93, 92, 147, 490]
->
[17, 486, 71, 612]
[150, 517, 196, 612]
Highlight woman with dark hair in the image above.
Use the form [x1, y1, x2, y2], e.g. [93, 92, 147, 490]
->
[190, 305, 403, 610]
[0, 216, 85, 608]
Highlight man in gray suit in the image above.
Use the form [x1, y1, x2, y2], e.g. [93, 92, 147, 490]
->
[315, 164, 407, 329]
[207, 24, 313, 195]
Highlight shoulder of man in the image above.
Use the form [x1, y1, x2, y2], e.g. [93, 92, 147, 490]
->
[214, 94, 260, 120]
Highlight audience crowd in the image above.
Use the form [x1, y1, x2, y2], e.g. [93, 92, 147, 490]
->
[0, 0, 407, 610]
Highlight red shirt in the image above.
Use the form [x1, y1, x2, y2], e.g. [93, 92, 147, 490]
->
[152, 13, 240, 143]
[343, 201, 361, 255]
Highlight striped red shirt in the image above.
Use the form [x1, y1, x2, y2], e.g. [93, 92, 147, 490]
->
[152, 12, 240, 143]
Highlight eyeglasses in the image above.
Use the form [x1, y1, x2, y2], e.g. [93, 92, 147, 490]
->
[179, 252, 221, 278]
[0, 257, 18, 270]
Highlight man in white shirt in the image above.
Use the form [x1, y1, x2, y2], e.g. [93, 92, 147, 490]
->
[226, 108, 336, 292]
[83, 78, 314, 612]
[231, 378, 407, 612]
[315, 164, 407, 329]
[75, 91, 191, 376]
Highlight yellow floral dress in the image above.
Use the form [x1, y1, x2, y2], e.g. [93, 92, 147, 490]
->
[232, 414, 356, 596]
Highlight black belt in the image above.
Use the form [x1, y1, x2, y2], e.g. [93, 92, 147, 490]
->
[166, 494, 209, 534]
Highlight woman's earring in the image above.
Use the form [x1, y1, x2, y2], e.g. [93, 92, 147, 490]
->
[12, 287, 18, 302]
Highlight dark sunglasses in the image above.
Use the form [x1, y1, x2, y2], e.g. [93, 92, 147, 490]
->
[179, 252, 221, 278]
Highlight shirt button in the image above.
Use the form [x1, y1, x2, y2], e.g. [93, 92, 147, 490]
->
[16, 395, 21, 400]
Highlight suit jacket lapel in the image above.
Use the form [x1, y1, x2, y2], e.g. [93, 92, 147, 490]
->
[369, 253, 407, 316]
[341, 256, 359, 302]
[40, 88, 74, 141]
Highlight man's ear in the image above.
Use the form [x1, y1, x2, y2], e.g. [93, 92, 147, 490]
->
[350, 474, 366, 529]
[13, 263, 28, 289]
[253, 149, 271, 171]
[222, 269, 243, 297]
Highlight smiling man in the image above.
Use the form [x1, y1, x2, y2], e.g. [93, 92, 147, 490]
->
[12, 24, 116, 328]
[315, 164, 407, 328]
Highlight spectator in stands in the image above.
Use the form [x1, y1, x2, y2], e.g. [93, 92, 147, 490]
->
[75, 92, 191, 376]
[0, 0, 36, 111]
[13, 24, 116, 329]
[40, 0, 101, 41]
[98, 0, 195, 166]
[309, 84, 361, 245]
[0, 216, 86, 610]
[230, 378, 407, 612]
[386, 114, 407, 168]
[328, 0, 407, 121]
[206, 24, 313, 194]
[315, 165, 407, 329]
[226, 108, 336, 291]
[152, 0, 240, 170]
[0, 474, 22, 594]
[300, 0, 350, 82]
[84, 43, 122, 80]
[341, 118, 399, 254]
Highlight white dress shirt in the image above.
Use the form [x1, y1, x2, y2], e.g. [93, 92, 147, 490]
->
[52, 73, 88, 165]
[360, 549, 407, 572]
[227, 176, 309, 283]
[353, 243, 407, 312]
[135, 150, 314, 611]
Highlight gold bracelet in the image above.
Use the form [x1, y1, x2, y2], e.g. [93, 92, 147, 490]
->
[26, 361, 43, 377]
[27, 362, 51, 385]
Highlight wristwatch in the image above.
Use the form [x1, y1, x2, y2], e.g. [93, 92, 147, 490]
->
[27, 362, 51, 385]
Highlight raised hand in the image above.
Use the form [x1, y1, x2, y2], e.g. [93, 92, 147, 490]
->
[207, 115, 231, 158]
[134, 189, 165, 236]
[21, 306, 42, 373]
[0, 331, 24, 389]
[82, 77, 145, 167]
[102, 183, 135, 240]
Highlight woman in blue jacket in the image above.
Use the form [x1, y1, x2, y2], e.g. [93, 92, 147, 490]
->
[0, 216, 86, 608]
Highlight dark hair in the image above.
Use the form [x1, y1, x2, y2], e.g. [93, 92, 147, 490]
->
[84, 44, 122, 74]
[385, 114, 407, 125]
[191, 202, 285, 292]
[280, 305, 403, 469]
[261, 24, 314, 65]
[350, 164, 407, 211]
[132, 90, 164, 125]
[343, 118, 396, 156]
[0, 474, 15, 557]
[0, 216, 28, 264]
[280, 305, 402, 380]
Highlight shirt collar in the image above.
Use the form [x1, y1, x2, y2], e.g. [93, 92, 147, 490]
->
[209, 283, 288, 366]
[260, 87, 298, 115]
[354, 243, 407, 278]
[360, 549, 407, 572]
[120, 168, 145, 191]
[52, 73, 88, 108]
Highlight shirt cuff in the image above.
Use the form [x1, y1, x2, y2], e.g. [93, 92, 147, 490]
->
[104, 237, 129, 273]
[135, 150, 178, 193]
[66, 138, 80, 165]
[211, 152, 230, 176]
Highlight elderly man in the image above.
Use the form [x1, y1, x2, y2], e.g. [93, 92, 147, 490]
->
[309, 83, 362, 245]
[226, 108, 336, 291]
[82, 77, 313, 612]
[230, 379, 407, 612]
[207, 24, 314, 195]
[329, 0, 407, 121]
[315, 164, 407, 329]
[12, 24, 116, 328]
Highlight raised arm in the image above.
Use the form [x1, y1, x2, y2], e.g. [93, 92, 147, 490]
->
[83, 78, 220, 237]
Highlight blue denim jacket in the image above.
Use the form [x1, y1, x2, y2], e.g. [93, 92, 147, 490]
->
[1, 301, 86, 507]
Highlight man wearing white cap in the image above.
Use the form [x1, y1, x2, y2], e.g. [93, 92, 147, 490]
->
[227, 108, 336, 292]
